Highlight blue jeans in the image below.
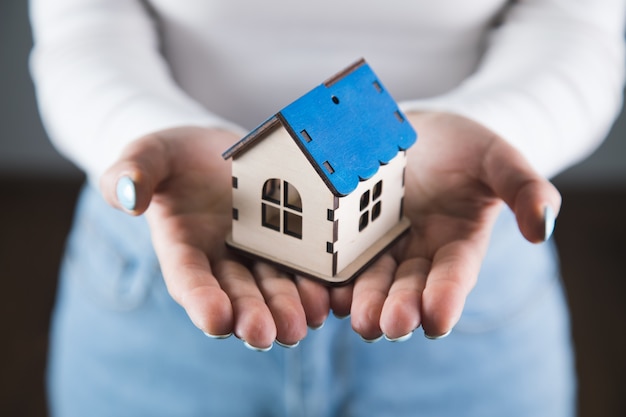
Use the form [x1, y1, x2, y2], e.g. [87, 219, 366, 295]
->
[48, 185, 576, 417]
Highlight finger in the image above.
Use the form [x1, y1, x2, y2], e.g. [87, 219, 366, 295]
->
[295, 276, 330, 329]
[421, 241, 483, 338]
[214, 259, 277, 350]
[329, 283, 353, 319]
[253, 263, 308, 347]
[100, 136, 171, 215]
[482, 139, 562, 243]
[380, 258, 430, 340]
[350, 254, 397, 341]
[153, 240, 235, 338]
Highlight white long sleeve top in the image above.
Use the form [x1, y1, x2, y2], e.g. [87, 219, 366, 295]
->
[30, 0, 626, 182]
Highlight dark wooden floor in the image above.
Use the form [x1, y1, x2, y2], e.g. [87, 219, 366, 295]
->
[0, 178, 624, 416]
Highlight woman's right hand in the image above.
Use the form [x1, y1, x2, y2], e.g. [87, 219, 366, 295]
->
[100, 126, 331, 350]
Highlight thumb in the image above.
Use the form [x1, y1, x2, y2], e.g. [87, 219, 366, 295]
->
[100, 135, 171, 215]
[483, 138, 562, 243]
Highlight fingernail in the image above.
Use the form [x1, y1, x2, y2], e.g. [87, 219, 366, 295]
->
[308, 321, 325, 331]
[275, 340, 300, 349]
[333, 312, 350, 320]
[203, 331, 233, 340]
[360, 334, 383, 343]
[384, 331, 413, 343]
[243, 340, 273, 352]
[544, 205, 556, 241]
[424, 329, 452, 340]
[116, 176, 136, 211]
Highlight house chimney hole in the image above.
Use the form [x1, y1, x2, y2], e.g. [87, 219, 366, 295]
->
[301, 129, 312, 143]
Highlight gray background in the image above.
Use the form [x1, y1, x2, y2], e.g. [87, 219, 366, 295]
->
[1, 1, 624, 185]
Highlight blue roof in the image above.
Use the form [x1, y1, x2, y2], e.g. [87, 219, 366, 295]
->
[223, 60, 417, 196]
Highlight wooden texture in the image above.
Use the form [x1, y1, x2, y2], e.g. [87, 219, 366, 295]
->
[230, 125, 336, 277]
[333, 151, 407, 273]
[278, 60, 416, 196]
[223, 60, 417, 196]
[228, 124, 410, 283]
[224, 60, 416, 282]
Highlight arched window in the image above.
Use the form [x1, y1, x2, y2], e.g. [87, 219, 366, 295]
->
[261, 179, 303, 239]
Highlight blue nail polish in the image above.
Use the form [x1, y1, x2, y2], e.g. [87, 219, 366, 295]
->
[203, 331, 233, 340]
[308, 321, 325, 331]
[424, 329, 451, 340]
[275, 340, 300, 349]
[243, 340, 273, 352]
[116, 176, 136, 211]
[384, 331, 413, 342]
[360, 334, 383, 343]
[544, 205, 556, 241]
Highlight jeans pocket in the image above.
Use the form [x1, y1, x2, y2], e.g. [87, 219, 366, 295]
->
[61, 186, 156, 311]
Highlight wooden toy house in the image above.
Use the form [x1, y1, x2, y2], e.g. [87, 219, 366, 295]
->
[222, 59, 417, 284]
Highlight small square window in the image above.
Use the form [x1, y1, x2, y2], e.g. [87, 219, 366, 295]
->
[262, 203, 280, 231]
[284, 182, 302, 212]
[371, 201, 382, 221]
[284, 211, 303, 239]
[360, 190, 370, 211]
[373, 180, 383, 200]
[262, 179, 281, 204]
[358, 212, 369, 232]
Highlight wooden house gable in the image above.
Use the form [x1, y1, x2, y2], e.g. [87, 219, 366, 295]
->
[222, 59, 417, 197]
[222, 59, 417, 283]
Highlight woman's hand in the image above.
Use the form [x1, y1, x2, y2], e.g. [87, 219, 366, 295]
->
[100, 126, 330, 350]
[99, 112, 561, 348]
[331, 112, 561, 341]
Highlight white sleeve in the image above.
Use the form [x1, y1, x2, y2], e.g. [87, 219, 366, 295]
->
[29, 0, 244, 182]
[402, 0, 626, 178]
